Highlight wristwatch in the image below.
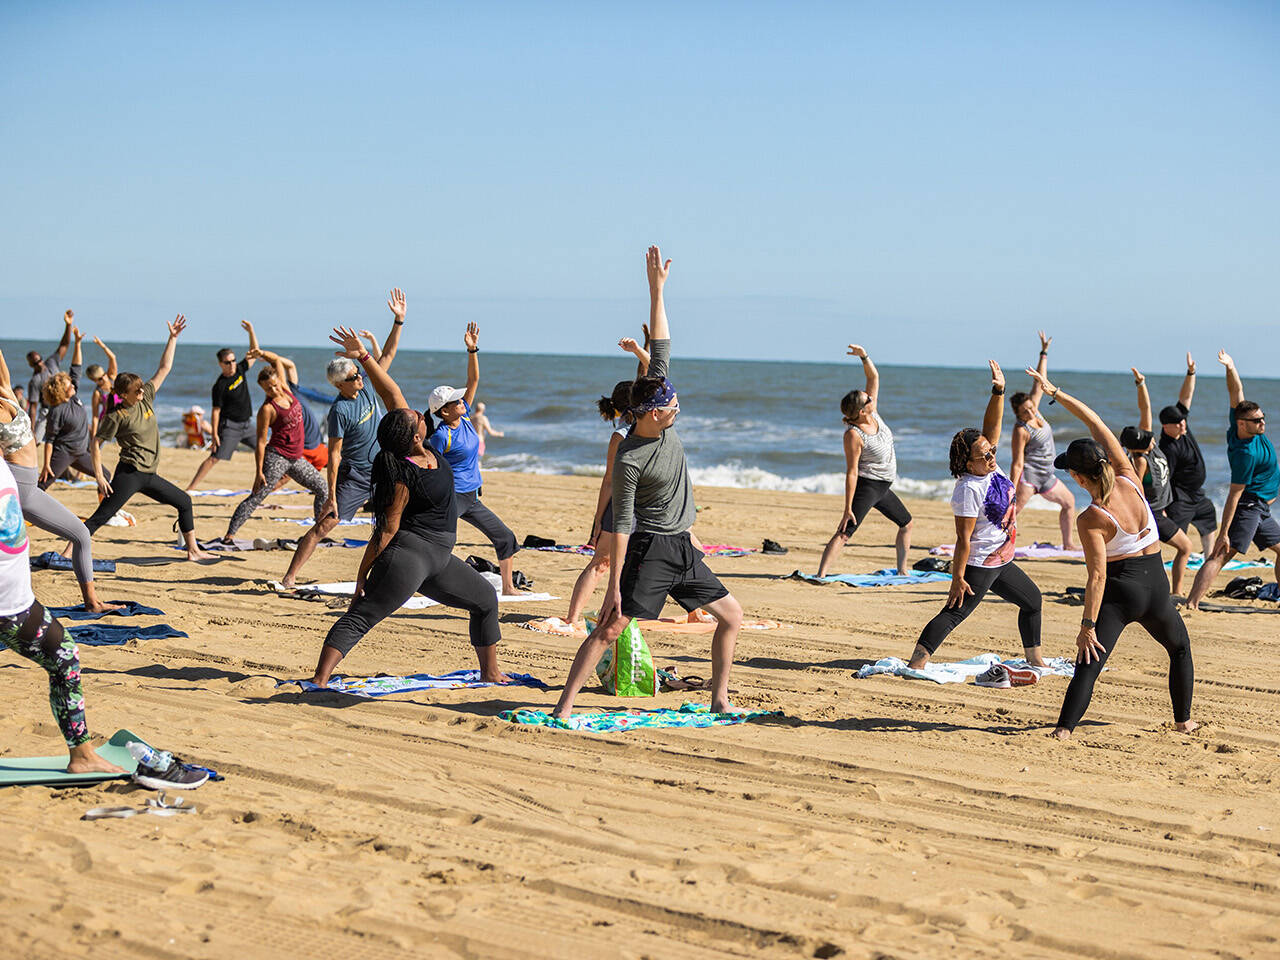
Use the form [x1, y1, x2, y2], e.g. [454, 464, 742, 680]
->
[1081, 617, 1095, 629]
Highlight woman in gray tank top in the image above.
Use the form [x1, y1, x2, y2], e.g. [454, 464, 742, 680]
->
[1122, 368, 1194, 596]
[815, 344, 912, 577]
[1008, 332, 1078, 550]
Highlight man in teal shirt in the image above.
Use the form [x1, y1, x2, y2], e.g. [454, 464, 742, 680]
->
[1187, 351, 1280, 609]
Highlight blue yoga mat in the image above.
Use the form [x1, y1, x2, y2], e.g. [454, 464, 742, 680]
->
[49, 601, 164, 621]
[69, 623, 188, 646]
[786, 568, 950, 587]
[30, 551, 115, 573]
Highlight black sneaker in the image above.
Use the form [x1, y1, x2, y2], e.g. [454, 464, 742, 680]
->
[761, 539, 788, 555]
[133, 759, 209, 791]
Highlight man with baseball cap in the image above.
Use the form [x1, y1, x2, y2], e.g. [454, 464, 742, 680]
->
[552, 246, 744, 720]
[1187, 351, 1280, 610]
[1157, 352, 1217, 555]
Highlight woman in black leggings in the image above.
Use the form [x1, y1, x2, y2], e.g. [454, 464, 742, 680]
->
[1022, 367, 1197, 740]
[309, 329, 510, 687]
[85, 316, 215, 562]
[911, 361, 1047, 670]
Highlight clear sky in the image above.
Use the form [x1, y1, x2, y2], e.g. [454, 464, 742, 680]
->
[3, 1, 1277, 373]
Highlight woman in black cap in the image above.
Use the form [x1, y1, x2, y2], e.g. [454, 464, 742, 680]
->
[1024, 367, 1196, 740]
[1122, 367, 1194, 596]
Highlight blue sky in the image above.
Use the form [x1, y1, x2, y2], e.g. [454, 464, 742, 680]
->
[2, 1, 1277, 373]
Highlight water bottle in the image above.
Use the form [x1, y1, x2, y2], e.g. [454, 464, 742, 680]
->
[125, 741, 173, 773]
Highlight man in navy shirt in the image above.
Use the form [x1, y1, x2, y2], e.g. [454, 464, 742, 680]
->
[1187, 350, 1280, 610]
[1158, 352, 1217, 556]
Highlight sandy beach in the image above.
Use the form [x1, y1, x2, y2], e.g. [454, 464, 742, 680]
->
[2, 446, 1277, 960]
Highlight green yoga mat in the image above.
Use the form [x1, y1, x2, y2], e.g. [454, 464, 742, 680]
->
[0, 729, 147, 787]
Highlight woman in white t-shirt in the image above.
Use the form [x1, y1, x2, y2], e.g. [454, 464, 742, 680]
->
[908, 361, 1048, 670]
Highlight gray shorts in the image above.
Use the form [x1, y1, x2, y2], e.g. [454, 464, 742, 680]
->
[334, 464, 372, 521]
[1019, 465, 1059, 495]
[213, 418, 255, 461]
[1226, 498, 1280, 555]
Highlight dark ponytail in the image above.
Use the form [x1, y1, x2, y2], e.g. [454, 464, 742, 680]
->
[369, 409, 420, 524]
[105, 373, 142, 414]
[598, 380, 633, 420]
[949, 428, 983, 477]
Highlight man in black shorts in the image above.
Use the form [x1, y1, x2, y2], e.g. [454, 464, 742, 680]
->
[185, 320, 261, 490]
[553, 246, 743, 719]
[1158, 352, 1217, 555]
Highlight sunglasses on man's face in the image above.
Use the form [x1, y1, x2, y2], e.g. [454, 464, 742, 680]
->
[1242, 415, 1266, 423]
[342, 373, 362, 383]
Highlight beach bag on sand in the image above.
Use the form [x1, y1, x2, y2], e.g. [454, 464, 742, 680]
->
[596, 619, 657, 697]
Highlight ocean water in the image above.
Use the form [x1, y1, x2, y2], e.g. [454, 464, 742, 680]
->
[5, 336, 1276, 509]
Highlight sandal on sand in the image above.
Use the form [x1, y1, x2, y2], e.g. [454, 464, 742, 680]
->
[83, 793, 198, 820]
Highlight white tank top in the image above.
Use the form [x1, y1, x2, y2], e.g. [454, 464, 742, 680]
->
[851, 412, 897, 483]
[1088, 476, 1160, 558]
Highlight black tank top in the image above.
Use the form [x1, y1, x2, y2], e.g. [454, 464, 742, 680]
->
[397, 455, 459, 549]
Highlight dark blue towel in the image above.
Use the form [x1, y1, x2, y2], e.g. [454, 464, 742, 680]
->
[30, 551, 116, 573]
[69, 623, 188, 646]
[49, 601, 165, 621]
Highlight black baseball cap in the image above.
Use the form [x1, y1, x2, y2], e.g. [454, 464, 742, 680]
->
[1158, 405, 1186, 425]
[1055, 438, 1109, 474]
[1120, 426, 1153, 450]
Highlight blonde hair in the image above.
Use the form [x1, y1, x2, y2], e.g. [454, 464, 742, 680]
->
[1080, 461, 1116, 504]
[41, 372, 75, 407]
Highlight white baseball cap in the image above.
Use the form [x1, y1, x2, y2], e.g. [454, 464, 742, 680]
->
[428, 385, 466, 414]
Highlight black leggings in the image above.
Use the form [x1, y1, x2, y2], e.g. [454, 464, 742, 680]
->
[917, 561, 1042, 654]
[84, 464, 194, 535]
[1056, 552, 1193, 731]
[324, 530, 500, 657]
[456, 489, 518, 561]
[843, 478, 912, 535]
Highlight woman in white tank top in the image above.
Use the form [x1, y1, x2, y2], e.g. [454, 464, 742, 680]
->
[1023, 368, 1196, 742]
[815, 344, 912, 578]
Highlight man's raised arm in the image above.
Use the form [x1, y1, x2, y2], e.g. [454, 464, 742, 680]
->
[378, 288, 406, 370]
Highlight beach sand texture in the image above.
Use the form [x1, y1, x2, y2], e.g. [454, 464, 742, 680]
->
[2, 448, 1277, 959]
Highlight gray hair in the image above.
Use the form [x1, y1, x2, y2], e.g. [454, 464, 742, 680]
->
[326, 357, 357, 387]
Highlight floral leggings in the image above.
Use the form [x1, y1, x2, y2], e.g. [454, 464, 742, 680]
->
[0, 600, 89, 747]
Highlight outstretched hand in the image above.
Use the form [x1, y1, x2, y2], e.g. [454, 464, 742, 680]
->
[646, 245, 671, 290]
[1024, 366, 1053, 394]
[1186, 352, 1196, 375]
[73, 327, 84, 343]
[330, 326, 365, 358]
[245, 347, 263, 361]
[387, 288, 406, 321]
[847, 344, 868, 360]
[642, 323, 651, 348]
[167, 314, 188, 338]
[1131, 367, 1145, 385]
[618, 337, 641, 355]
[240, 319, 254, 334]
[989, 360, 1005, 390]
[464, 322, 479, 351]
[1218, 349, 1234, 368]
[64, 309, 74, 326]
[1038, 330, 1052, 352]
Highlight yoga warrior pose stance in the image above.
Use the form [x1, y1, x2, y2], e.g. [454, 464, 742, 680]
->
[186, 321, 262, 490]
[0, 456, 122, 774]
[222, 350, 329, 539]
[0, 348, 120, 613]
[25, 310, 74, 439]
[554, 246, 744, 718]
[278, 290, 404, 588]
[1157, 354, 1217, 556]
[1022, 368, 1196, 739]
[564, 336, 652, 628]
[310, 328, 509, 687]
[86, 316, 215, 561]
[427, 322, 525, 596]
[1122, 367, 1193, 596]
[85, 336, 118, 437]
[1008, 332, 1077, 550]
[1186, 352, 1280, 610]
[909, 362, 1046, 670]
[38, 326, 104, 489]
[815, 343, 912, 578]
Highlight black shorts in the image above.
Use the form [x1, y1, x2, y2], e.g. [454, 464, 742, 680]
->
[619, 531, 729, 620]
[600, 500, 635, 536]
[841, 477, 912, 536]
[1164, 490, 1217, 538]
[1154, 510, 1180, 544]
[213, 418, 255, 461]
[1226, 498, 1280, 555]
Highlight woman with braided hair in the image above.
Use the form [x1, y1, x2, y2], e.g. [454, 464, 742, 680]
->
[308, 328, 509, 688]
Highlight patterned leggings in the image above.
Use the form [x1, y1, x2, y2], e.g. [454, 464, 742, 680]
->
[0, 600, 89, 747]
[225, 448, 328, 537]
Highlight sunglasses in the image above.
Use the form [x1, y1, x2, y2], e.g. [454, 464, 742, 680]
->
[342, 373, 362, 383]
[971, 447, 997, 463]
[1242, 416, 1266, 423]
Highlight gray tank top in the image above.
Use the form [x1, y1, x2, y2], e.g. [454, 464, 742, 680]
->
[1134, 446, 1173, 511]
[851, 411, 897, 482]
[1016, 417, 1056, 473]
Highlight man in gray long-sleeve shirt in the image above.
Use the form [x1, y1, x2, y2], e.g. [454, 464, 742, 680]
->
[553, 246, 744, 718]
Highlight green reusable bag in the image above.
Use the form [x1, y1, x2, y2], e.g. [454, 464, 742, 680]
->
[595, 619, 657, 697]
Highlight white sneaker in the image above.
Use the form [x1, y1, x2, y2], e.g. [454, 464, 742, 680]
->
[975, 664, 1011, 688]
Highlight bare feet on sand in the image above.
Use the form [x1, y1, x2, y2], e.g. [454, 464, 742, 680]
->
[66, 745, 125, 775]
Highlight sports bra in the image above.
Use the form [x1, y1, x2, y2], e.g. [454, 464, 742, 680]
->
[0, 396, 34, 455]
[1088, 476, 1160, 558]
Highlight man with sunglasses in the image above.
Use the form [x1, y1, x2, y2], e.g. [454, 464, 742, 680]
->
[277, 289, 404, 588]
[1187, 350, 1280, 610]
[185, 320, 261, 490]
[553, 246, 744, 719]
